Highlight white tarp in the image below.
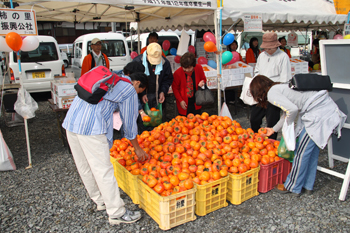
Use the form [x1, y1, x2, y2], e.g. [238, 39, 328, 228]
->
[220, 0, 347, 31]
[12, 0, 216, 31]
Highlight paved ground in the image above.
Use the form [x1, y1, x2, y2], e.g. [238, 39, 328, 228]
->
[0, 93, 350, 232]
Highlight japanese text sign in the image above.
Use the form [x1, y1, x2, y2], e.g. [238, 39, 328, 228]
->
[0, 9, 38, 36]
[243, 14, 262, 32]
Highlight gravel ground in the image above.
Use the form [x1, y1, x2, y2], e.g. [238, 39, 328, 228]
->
[1, 93, 350, 233]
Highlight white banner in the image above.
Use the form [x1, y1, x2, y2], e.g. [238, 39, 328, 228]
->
[243, 14, 262, 32]
[287, 31, 298, 47]
[0, 9, 37, 36]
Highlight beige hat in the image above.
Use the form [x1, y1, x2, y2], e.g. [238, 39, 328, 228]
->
[260, 32, 281, 49]
[91, 38, 101, 45]
[147, 43, 162, 65]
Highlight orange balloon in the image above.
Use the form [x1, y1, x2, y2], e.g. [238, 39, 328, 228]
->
[5, 32, 23, 52]
[204, 41, 217, 53]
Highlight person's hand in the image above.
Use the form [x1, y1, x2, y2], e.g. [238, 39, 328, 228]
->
[198, 80, 205, 87]
[142, 95, 148, 103]
[159, 92, 165, 103]
[265, 128, 275, 137]
[180, 101, 187, 110]
[140, 111, 148, 120]
[214, 50, 222, 55]
[134, 147, 149, 162]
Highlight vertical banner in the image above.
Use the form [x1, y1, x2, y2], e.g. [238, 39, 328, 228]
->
[334, 0, 350, 14]
[243, 14, 262, 32]
[287, 31, 298, 47]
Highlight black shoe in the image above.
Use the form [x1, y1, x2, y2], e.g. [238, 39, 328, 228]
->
[302, 188, 313, 195]
[274, 184, 301, 197]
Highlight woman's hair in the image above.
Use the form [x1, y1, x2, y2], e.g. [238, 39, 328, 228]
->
[249, 37, 260, 59]
[227, 40, 238, 52]
[180, 52, 196, 68]
[278, 36, 286, 43]
[249, 75, 277, 108]
[129, 72, 149, 89]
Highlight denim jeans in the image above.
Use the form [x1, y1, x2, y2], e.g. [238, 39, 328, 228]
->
[284, 127, 320, 193]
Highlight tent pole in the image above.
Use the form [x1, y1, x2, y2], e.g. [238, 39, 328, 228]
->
[137, 22, 141, 54]
[24, 119, 32, 169]
[214, 9, 221, 115]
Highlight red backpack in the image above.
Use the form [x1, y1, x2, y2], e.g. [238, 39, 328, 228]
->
[75, 66, 131, 104]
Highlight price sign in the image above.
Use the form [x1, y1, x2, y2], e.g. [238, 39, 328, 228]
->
[243, 14, 262, 32]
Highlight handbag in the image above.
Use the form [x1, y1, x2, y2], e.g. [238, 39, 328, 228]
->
[289, 73, 333, 91]
[240, 75, 258, 106]
[195, 85, 215, 106]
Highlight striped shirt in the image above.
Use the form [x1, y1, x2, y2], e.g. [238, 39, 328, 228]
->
[62, 78, 138, 148]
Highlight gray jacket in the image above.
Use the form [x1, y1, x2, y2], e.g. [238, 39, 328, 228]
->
[268, 85, 347, 149]
[295, 90, 346, 149]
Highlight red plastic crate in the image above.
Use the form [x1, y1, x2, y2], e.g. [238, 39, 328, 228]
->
[258, 159, 284, 193]
[282, 159, 292, 182]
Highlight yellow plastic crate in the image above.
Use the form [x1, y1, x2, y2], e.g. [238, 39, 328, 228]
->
[137, 177, 197, 230]
[194, 176, 229, 216]
[227, 166, 260, 205]
[110, 157, 139, 204]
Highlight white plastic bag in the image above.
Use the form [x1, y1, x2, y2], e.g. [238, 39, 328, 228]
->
[282, 118, 295, 151]
[240, 75, 258, 106]
[14, 87, 38, 119]
[0, 130, 16, 171]
[220, 102, 233, 120]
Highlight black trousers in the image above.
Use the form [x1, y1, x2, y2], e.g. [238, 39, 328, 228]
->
[250, 103, 281, 140]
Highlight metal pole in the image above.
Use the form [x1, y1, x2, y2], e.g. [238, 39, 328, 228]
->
[137, 22, 141, 54]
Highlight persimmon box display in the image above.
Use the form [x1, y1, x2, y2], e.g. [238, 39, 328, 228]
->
[258, 158, 284, 193]
[227, 166, 260, 205]
[194, 176, 229, 216]
[137, 177, 197, 230]
[110, 156, 139, 204]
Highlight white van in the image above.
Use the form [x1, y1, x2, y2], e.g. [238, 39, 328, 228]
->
[71, 32, 131, 79]
[58, 43, 73, 66]
[9, 36, 65, 93]
[126, 32, 180, 54]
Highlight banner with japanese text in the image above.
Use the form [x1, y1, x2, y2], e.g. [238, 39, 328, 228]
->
[0, 9, 37, 36]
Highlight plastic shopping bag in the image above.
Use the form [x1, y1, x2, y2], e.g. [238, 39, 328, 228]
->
[0, 130, 16, 171]
[143, 103, 163, 127]
[240, 74, 258, 106]
[220, 102, 233, 120]
[282, 118, 295, 151]
[14, 87, 38, 119]
[277, 136, 295, 163]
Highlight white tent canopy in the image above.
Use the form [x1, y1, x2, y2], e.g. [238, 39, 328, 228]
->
[11, 0, 216, 31]
[220, 0, 348, 31]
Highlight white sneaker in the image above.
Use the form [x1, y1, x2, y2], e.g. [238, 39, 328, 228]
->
[97, 204, 106, 211]
[109, 209, 142, 225]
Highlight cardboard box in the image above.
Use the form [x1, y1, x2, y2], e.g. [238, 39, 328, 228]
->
[229, 67, 243, 75]
[55, 95, 76, 109]
[207, 77, 217, 89]
[52, 82, 77, 97]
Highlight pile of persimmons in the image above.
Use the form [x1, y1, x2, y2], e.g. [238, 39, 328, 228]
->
[110, 112, 280, 196]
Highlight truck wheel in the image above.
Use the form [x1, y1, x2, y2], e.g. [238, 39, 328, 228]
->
[64, 60, 69, 68]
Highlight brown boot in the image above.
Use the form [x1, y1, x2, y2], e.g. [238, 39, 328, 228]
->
[274, 184, 301, 197]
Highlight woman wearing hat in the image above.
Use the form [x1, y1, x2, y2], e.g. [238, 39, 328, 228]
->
[250, 32, 291, 139]
[172, 52, 206, 116]
[245, 37, 261, 64]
